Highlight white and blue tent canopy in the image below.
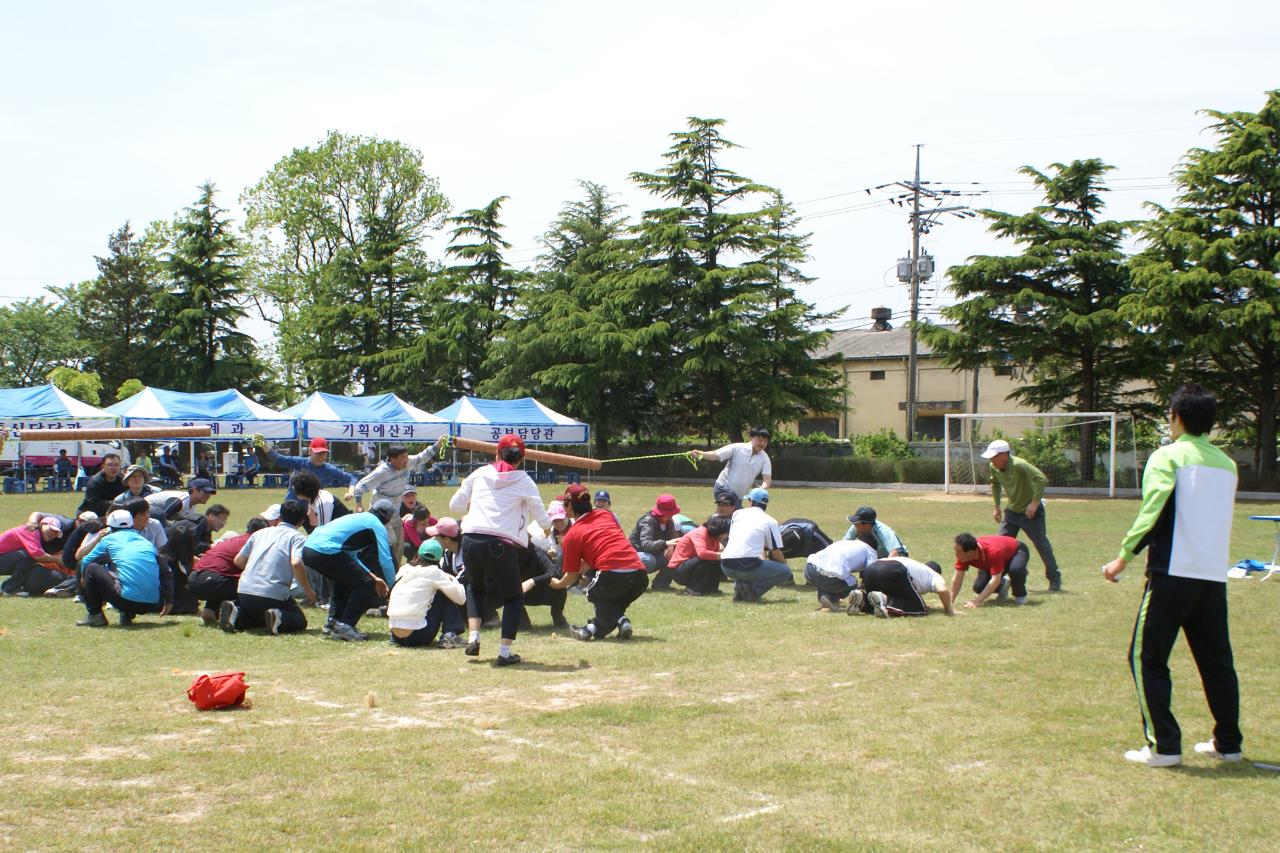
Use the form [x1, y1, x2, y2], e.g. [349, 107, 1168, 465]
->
[0, 384, 119, 432]
[433, 396, 589, 445]
[282, 392, 449, 442]
[107, 387, 297, 440]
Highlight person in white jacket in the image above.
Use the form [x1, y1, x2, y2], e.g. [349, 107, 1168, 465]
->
[449, 434, 551, 666]
[388, 540, 468, 647]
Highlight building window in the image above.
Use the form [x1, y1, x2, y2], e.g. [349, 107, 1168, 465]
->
[869, 370, 886, 380]
[993, 365, 1015, 377]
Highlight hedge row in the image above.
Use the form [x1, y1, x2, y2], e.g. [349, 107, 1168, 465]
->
[596, 450, 946, 485]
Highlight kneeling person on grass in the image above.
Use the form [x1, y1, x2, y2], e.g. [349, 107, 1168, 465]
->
[804, 537, 877, 612]
[388, 540, 468, 648]
[76, 509, 173, 627]
[849, 558, 954, 618]
[220, 500, 315, 635]
[951, 533, 1029, 609]
[667, 515, 731, 596]
[550, 484, 647, 641]
[720, 488, 792, 603]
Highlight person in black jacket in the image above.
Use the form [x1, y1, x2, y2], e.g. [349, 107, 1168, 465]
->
[629, 494, 682, 590]
[76, 453, 125, 516]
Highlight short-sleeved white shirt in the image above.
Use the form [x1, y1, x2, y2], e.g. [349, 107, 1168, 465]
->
[236, 523, 307, 600]
[721, 506, 783, 560]
[891, 556, 947, 595]
[713, 443, 772, 498]
[807, 539, 877, 586]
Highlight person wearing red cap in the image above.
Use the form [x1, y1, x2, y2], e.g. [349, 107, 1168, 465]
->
[448, 433, 552, 665]
[550, 484, 648, 641]
[628, 494, 683, 590]
[256, 435, 359, 498]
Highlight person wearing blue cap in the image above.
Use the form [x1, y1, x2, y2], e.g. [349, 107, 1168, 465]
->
[593, 490, 621, 526]
[719, 488, 792, 602]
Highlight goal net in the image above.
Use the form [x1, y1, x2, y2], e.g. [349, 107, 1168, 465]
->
[944, 412, 1141, 497]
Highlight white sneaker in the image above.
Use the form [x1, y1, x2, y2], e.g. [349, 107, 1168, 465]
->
[1014, 595, 1028, 605]
[1124, 746, 1182, 767]
[1194, 741, 1242, 762]
[997, 575, 1010, 602]
[867, 590, 890, 619]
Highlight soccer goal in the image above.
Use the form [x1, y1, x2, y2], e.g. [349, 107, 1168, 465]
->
[944, 412, 1140, 497]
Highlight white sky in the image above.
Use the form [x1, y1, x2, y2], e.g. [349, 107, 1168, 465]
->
[2, 0, 1276, 340]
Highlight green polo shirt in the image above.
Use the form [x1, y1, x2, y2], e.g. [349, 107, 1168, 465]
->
[990, 455, 1046, 511]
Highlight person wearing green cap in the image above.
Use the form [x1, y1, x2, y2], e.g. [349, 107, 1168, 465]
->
[387, 539, 468, 648]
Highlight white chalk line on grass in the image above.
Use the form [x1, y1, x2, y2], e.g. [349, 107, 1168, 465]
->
[269, 677, 780, 829]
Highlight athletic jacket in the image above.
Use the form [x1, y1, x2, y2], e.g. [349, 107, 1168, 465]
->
[1118, 433, 1237, 581]
[304, 513, 396, 584]
[449, 464, 551, 546]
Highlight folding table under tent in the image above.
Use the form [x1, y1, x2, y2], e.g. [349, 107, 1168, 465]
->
[282, 392, 449, 443]
[0, 384, 120, 491]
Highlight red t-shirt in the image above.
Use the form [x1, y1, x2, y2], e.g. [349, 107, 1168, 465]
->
[954, 535, 1020, 575]
[561, 509, 644, 573]
[667, 526, 722, 568]
[193, 532, 251, 577]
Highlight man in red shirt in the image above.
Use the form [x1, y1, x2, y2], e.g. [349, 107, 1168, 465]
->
[188, 517, 270, 624]
[550, 484, 647, 640]
[950, 532, 1030, 609]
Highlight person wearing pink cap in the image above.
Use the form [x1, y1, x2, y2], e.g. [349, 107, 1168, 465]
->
[628, 494, 683, 590]
[424, 516, 467, 642]
[519, 500, 571, 629]
[448, 433, 551, 665]
[0, 516, 71, 596]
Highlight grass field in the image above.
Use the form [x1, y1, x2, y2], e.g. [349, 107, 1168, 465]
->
[1, 482, 1278, 851]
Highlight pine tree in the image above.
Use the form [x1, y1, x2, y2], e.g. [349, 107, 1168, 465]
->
[157, 183, 260, 391]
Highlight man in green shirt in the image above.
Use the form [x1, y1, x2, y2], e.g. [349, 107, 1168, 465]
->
[983, 439, 1062, 592]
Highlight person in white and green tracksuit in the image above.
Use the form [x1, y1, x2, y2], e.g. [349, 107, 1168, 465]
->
[1103, 384, 1242, 767]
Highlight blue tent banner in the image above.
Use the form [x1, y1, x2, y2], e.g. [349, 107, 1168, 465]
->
[432, 396, 589, 445]
[283, 392, 449, 442]
[108, 387, 297, 440]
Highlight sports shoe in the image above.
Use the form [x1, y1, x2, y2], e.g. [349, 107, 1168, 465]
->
[322, 619, 335, 636]
[1048, 578, 1062, 592]
[846, 590, 866, 615]
[997, 575, 1010, 602]
[1194, 741, 1242, 762]
[328, 621, 366, 641]
[817, 594, 841, 612]
[264, 609, 282, 636]
[1014, 595, 1028, 605]
[118, 610, 136, 627]
[732, 581, 760, 603]
[218, 600, 237, 633]
[494, 653, 522, 667]
[867, 590, 890, 618]
[1123, 746, 1181, 767]
[571, 625, 594, 641]
[76, 611, 108, 628]
[465, 640, 480, 656]
[616, 617, 633, 640]
[438, 632, 465, 649]
[44, 586, 75, 599]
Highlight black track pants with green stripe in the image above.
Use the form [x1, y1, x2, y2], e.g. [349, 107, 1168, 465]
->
[1128, 573, 1242, 756]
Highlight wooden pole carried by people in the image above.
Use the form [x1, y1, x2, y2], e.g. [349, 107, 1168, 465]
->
[449, 435, 602, 471]
[4, 425, 213, 442]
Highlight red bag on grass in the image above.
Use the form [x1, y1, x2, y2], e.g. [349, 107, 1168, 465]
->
[187, 671, 248, 710]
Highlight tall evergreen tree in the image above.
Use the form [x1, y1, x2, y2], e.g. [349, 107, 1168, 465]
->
[621, 117, 842, 441]
[156, 183, 260, 391]
[1126, 91, 1280, 483]
[922, 159, 1157, 479]
[482, 181, 652, 453]
[0, 298, 79, 387]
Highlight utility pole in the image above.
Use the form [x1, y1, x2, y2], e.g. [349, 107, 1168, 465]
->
[906, 144, 922, 442]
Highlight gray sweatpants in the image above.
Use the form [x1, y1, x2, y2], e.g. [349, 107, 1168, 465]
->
[999, 502, 1061, 585]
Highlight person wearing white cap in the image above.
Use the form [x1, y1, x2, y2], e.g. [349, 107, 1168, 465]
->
[260, 504, 283, 525]
[76, 509, 173, 627]
[982, 439, 1062, 592]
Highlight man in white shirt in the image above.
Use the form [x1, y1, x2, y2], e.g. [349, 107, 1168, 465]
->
[848, 557, 954, 618]
[221, 500, 315, 635]
[804, 538, 877, 611]
[692, 427, 772, 507]
[720, 488, 792, 602]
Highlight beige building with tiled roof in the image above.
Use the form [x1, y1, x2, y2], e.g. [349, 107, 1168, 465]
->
[800, 320, 1037, 441]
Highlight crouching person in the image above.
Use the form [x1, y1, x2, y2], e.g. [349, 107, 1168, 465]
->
[550, 484, 648, 641]
[76, 509, 173, 627]
[849, 558, 954, 617]
[803, 537, 877, 612]
[388, 540, 468, 647]
[220, 500, 314, 635]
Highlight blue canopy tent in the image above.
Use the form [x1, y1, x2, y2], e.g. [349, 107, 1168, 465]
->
[108, 387, 297, 483]
[0, 385, 120, 490]
[282, 392, 449, 442]
[433, 396, 590, 445]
